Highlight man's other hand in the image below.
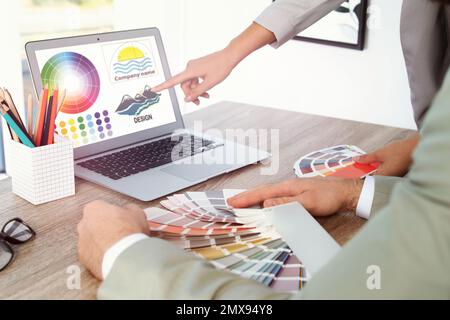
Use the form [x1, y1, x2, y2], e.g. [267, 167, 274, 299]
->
[228, 177, 364, 217]
[77, 200, 149, 280]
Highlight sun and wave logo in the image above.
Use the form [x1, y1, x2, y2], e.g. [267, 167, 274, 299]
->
[111, 42, 157, 82]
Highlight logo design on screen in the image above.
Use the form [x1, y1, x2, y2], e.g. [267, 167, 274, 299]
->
[115, 85, 160, 119]
[111, 42, 156, 83]
[41, 52, 100, 114]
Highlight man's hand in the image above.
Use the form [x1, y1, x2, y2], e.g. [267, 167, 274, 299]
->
[227, 177, 364, 217]
[355, 133, 420, 176]
[77, 200, 150, 280]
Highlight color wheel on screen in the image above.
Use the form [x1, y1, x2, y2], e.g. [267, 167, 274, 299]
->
[40, 52, 100, 114]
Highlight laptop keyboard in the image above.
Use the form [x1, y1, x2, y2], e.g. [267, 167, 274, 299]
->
[78, 135, 218, 180]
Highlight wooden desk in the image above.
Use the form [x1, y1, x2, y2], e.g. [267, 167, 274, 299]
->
[0, 102, 413, 299]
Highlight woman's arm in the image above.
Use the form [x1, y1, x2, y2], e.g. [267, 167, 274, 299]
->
[153, 0, 345, 104]
[153, 22, 275, 105]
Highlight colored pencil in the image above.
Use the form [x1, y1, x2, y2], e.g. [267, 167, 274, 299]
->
[27, 94, 33, 137]
[0, 105, 35, 148]
[6, 123, 15, 140]
[0, 93, 31, 143]
[35, 85, 48, 146]
[47, 87, 58, 145]
[4, 88, 25, 129]
[41, 95, 53, 146]
[33, 89, 44, 142]
[0, 97, 17, 141]
[0, 89, 19, 142]
[57, 89, 66, 114]
[5, 105, 35, 144]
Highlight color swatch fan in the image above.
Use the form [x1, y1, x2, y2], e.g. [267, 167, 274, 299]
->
[294, 145, 378, 179]
[41, 52, 100, 114]
[144, 190, 308, 293]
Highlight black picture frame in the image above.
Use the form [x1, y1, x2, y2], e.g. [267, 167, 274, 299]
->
[272, 0, 368, 51]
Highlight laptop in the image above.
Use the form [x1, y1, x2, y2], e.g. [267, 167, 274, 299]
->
[25, 28, 269, 201]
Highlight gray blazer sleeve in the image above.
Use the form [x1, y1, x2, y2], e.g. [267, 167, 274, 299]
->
[99, 69, 450, 299]
[400, 0, 450, 126]
[254, 0, 345, 48]
[298, 69, 450, 299]
[370, 176, 404, 216]
[98, 237, 291, 300]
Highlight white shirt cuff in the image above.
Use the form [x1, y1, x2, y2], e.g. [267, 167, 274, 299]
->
[356, 176, 375, 220]
[102, 233, 149, 279]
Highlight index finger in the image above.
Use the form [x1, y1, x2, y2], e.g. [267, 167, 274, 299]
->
[153, 71, 192, 92]
[227, 181, 297, 208]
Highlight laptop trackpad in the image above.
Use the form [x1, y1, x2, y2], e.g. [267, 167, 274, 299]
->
[161, 163, 233, 182]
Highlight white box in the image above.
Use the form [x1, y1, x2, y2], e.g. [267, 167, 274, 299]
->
[6, 136, 75, 205]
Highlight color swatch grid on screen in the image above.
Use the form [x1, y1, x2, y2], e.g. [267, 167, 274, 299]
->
[57, 110, 113, 147]
[144, 190, 308, 293]
[294, 145, 378, 179]
[40, 52, 100, 114]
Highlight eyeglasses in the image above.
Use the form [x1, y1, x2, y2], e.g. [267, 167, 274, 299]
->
[0, 218, 36, 271]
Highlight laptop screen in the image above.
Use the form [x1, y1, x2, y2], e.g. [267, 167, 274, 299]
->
[34, 35, 177, 148]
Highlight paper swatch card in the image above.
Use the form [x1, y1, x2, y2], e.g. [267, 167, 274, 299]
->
[144, 189, 310, 293]
[263, 202, 340, 276]
[293, 145, 379, 179]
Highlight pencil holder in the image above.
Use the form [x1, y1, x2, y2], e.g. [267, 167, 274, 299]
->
[6, 135, 75, 205]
